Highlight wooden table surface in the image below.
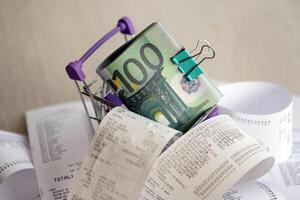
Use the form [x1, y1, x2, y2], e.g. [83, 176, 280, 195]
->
[0, 0, 299, 135]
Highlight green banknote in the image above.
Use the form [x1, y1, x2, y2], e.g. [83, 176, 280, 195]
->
[96, 22, 223, 132]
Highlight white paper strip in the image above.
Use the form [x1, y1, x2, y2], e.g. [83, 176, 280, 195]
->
[0, 130, 40, 200]
[26, 102, 94, 200]
[221, 180, 286, 200]
[217, 82, 293, 163]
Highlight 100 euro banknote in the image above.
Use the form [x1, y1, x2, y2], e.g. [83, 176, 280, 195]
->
[97, 22, 222, 132]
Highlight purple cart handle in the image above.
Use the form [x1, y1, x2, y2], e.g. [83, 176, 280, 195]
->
[66, 16, 135, 81]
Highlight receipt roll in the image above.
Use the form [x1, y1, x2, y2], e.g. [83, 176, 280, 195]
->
[217, 82, 293, 163]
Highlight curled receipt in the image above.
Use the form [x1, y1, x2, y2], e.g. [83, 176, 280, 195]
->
[69, 107, 274, 200]
[0, 130, 40, 200]
[140, 115, 274, 200]
[217, 82, 293, 163]
[68, 107, 180, 200]
[221, 180, 286, 200]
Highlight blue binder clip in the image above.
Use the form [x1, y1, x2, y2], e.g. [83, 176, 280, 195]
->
[171, 44, 215, 81]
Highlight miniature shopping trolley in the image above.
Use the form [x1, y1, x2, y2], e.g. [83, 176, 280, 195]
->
[65, 16, 219, 134]
[65, 17, 135, 129]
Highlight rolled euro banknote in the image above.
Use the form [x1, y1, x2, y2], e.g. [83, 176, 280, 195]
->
[97, 22, 222, 132]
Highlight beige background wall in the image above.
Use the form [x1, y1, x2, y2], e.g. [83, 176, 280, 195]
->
[0, 0, 299, 134]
